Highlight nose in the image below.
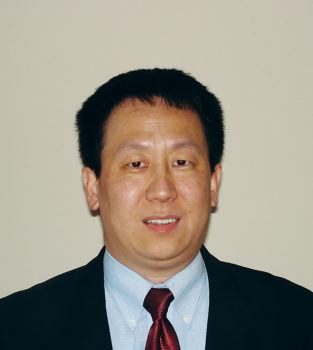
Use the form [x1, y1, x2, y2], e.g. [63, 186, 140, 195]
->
[145, 168, 177, 203]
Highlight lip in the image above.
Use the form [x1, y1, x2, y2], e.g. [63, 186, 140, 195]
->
[142, 215, 180, 233]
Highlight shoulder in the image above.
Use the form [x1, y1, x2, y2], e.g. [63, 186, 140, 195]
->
[201, 245, 312, 301]
[1, 263, 86, 309]
[220, 259, 312, 306]
[225, 260, 313, 343]
[201, 247, 313, 345]
[1, 248, 104, 305]
[0, 249, 105, 339]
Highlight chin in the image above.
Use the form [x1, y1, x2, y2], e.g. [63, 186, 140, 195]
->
[142, 243, 194, 263]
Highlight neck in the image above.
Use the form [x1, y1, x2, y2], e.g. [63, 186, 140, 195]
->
[110, 251, 198, 285]
[104, 244, 202, 285]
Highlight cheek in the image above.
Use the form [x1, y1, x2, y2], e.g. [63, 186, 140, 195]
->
[177, 175, 210, 204]
[100, 176, 144, 210]
[176, 175, 211, 225]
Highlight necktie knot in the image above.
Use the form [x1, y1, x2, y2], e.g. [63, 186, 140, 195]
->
[143, 288, 180, 349]
[144, 288, 174, 321]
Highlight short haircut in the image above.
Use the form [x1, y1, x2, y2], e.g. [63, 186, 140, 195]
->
[76, 68, 224, 177]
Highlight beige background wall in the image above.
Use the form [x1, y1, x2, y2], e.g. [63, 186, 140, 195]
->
[0, 0, 312, 298]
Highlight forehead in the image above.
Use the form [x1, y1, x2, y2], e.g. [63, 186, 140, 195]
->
[103, 98, 207, 149]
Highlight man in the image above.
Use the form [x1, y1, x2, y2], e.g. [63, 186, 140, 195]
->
[0, 68, 312, 349]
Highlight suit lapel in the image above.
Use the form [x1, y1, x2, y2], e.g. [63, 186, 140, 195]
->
[201, 247, 254, 350]
[69, 247, 113, 350]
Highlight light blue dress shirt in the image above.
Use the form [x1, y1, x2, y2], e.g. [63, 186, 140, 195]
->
[103, 250, 209, 350]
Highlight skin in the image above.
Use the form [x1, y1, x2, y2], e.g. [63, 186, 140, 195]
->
[83, 98, 222, 283]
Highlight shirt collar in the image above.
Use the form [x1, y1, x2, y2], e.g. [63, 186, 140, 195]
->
[103, 250, 207, 331]
[162, 252, 207, 328]
[103, 251, 152, 331]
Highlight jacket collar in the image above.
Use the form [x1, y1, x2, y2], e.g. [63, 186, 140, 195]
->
[200, 246, 254, 350]
[71, 246, 112, 350]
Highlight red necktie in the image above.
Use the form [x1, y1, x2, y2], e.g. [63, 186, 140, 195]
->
[143, 288, 181, 350]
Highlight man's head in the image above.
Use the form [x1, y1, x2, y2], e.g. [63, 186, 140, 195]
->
[76, 68, 224, 281]
[76, 68, 224, 177]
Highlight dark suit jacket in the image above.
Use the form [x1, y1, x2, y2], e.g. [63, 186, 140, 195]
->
[0, 246, 312, 349]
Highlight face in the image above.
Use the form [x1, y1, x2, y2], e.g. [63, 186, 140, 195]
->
[83, 98, 221, 280]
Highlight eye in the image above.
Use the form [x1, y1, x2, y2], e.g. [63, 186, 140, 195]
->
[127, 161, 146, 169]
[173, 159, 191, 167]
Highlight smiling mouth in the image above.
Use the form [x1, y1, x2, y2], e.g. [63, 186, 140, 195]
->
[143, 218, 178, 225]
[142, 216, 180, 232]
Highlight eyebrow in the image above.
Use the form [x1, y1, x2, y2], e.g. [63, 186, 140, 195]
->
[116, 141, 201, 153]
[171, 141, 201, 152]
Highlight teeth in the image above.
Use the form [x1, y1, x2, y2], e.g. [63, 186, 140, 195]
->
[146, 218, 178, 225]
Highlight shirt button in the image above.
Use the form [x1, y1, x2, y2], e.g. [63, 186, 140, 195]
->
[128, 318, 136, 328]
[183, 314, 192, 324]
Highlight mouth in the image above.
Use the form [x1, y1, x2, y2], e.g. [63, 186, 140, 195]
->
[142, 215, 180, 233]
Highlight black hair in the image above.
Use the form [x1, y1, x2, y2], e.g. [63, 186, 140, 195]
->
[76, 68, 224, 177]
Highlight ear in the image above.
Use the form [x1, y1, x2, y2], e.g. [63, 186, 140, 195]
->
[82, 167, 100, 211]
[210, 163, 222, 208]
